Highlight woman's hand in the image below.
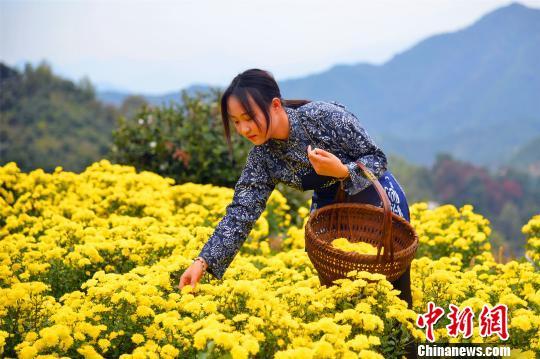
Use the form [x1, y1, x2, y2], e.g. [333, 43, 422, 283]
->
[178, 259, 207, 291]
[307, 145, 349, 179]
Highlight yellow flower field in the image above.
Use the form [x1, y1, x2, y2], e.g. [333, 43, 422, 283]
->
[0, 160, 539, 358]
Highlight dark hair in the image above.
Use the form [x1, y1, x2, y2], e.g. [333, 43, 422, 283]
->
[220, 68, 311, 159]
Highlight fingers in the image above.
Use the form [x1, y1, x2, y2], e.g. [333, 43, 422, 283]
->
[307, 145, 317, 159]
[307, 145, 320, 158]
[307, 147, 320, 172]
[178, 266, 203, 292]
[190, 275, 198, 289]
[314, 148, 331, 157]
[307, 145, 344, 178]
[307, 148, 330, 166]
[312, 146, 331, 158]
[179, 270, 193, 290]
[307, 145, 332, 158]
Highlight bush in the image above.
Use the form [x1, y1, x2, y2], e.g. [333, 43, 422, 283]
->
[109, 88, 251, 188]
[109, 89, 312, 228]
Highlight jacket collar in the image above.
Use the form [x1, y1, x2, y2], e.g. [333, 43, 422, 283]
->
[266, 106, 301, 150]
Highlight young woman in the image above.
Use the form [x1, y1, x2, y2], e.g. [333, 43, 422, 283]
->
[179, 68, 413, 310]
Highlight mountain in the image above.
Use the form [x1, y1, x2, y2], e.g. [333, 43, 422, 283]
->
[98, 84, 211, 107]
[279, 2, 540, 170]
[97, 2, 540, 171]
[504, 135, 540, 175]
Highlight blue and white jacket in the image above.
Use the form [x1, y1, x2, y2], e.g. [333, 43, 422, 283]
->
[198, 100, 388, 279]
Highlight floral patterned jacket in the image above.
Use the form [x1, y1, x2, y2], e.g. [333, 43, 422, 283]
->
[198, 100, 388, 279]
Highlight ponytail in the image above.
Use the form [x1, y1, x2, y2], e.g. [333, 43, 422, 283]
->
[281, 99, 311, 109]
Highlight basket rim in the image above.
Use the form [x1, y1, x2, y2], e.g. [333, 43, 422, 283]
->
[305, 202, 419, 261]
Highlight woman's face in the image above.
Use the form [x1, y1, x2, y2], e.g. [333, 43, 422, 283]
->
[227, 95, 270, 145]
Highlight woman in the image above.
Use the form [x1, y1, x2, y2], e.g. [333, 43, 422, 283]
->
[179, 68, 412, 310]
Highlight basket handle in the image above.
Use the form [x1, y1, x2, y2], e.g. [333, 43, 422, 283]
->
[334, 162, 394, 262]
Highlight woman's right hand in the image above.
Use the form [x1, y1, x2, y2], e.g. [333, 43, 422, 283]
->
[178, 258, 207, 291]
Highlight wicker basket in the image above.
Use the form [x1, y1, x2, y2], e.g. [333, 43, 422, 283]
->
[305, 161, 419, 287]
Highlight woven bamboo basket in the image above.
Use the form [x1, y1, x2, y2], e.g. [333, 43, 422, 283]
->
[305, 161, 419, 287]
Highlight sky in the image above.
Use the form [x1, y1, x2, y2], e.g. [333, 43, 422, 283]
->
[1, 0, 540, 95]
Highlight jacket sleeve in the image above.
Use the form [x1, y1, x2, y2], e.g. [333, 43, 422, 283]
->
[328, 101, 388, 196]
[196, 147, 276, 280]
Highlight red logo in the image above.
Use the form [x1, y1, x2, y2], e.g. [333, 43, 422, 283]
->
[416, 301, 445, 342]
[417, 303, 509, 342]
[446, 304, 474, 338]
[479, 304, 509, 340]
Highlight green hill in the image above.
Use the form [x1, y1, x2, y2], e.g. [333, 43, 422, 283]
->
[0, 61, 118, 173]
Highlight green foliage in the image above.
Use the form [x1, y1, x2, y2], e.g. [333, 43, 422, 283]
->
[388, 154, 435, 203]
[0, 61, 118, 173]
[276, 183, 313, 227]
[419, 153, 540, 258]
[109, 88, 252, 188]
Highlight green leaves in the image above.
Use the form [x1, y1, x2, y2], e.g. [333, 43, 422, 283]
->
[110, 88, 250, 188]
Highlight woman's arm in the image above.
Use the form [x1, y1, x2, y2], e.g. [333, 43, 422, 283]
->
[196, 146, 276, 280]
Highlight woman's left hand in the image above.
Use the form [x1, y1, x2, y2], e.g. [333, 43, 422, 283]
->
[307, 145, 349, 179]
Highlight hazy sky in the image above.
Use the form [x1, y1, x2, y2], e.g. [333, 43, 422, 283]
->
[2, 0, 540, 94]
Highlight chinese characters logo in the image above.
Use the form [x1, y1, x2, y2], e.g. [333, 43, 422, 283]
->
[416, 302, 509, 342]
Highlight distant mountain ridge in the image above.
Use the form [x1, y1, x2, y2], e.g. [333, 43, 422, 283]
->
[97, 2, 540, 171]
[279, 2, 540, 170]
[98, 84, 211, 107]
